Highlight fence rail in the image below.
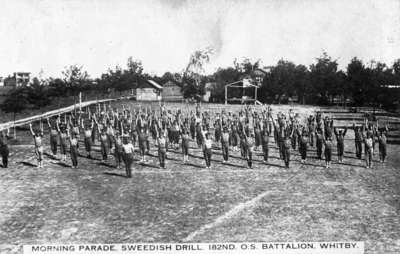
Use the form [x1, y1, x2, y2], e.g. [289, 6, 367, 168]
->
[0, 98, 116, 132]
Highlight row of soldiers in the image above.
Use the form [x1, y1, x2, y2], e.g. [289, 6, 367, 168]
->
[0, 103, 391, 176]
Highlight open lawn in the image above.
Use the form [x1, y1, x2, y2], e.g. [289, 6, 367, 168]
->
[0, 102, 399, 254]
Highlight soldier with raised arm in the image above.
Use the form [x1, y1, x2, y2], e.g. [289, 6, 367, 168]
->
[0, 128, 11, 168]
[30, 122, 44, 168]
[334, 125, 347, 163]
[47, 117, 59, 159]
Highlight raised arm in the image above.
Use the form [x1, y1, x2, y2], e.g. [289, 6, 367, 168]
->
[29, 123, 35, 136]
[40, 120, 44, 136]
[334, 127, 338, 137]
[67, 126, 71, 139]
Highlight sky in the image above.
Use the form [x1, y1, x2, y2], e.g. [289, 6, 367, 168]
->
[0, 0, 399, 79]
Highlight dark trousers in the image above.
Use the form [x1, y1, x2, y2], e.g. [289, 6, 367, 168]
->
[60, 142, 67, 155]
[204, 148, 212, 167]
[101, 143, 108, 160]
[337, 143, 344, 157]
[70, 146, 78, 167]
[146, 140, 150, 153]
[325, 149, 332, 162]
[316, 141, 323, 159]
[190, 127, 195, 139]
[215, 131, 221, 143]
[291, 135, 297, 150]
[158, 149, 166, 168]
[283, 148, 290, 167]
[107, 135, 114, 149]
[247, 150, 252, 168]
[355, 141, 362, 159]
[279, 140, 284, 159]
[91, 129, 97, 143]
[1, 149, 8, 168]
[309, 133, 314, 147]
[139, 144, 146, 157]
[50, 137, 57, 155]
[124, 153, 133, 177]
[262, 145, 269, 161]
[182, 144, 189, 156]
[84, 138, 92, 153]
[222, 144, 229, 161]
[379, 144, 387, 161]
[240, 140, 246, 158]
[2, 155, 8, 168]
[300, 145, 307, 160]
[115, 151, 123, 166]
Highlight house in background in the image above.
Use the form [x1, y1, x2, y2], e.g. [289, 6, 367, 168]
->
[162, 81, 183, 101]
[252, 68, 267, 86]
[202, 82, 216, 102]
[0, 73, 30, 104]
[4, 72, 31, 87]
[136, 80, 162, 101]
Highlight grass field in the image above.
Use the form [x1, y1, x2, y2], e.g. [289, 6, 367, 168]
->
[0, 102, 399, 254]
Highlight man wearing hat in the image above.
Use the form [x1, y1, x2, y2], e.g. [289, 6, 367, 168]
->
[122, 136, 134, 178]
[0, 128, 10, 168]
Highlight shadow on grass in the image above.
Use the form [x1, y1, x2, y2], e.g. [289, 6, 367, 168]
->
[77, 154, 102, 161]
[184, 162, 204, 169]
[165, 156, 181, 162]
[43, 152, 57, 160]
[220, 162, 246, 169]
[96, 162, 116, 169]
[137, 163, 159, 169]
[56, 161, 71, 168]
[18, 161, 37, 167]
[103, 172, 127, 178]
[261, 161, 287, 169]
[334, 161, 366, 168]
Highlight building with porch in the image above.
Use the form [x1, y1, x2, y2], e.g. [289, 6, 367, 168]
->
[162, 81, 183, 101]
[136, 80, 162, 101]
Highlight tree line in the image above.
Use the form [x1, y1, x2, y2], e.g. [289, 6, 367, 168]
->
[2, 52, 400, 119]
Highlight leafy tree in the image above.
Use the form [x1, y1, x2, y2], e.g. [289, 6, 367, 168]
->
[234, 58, 261, 76]
[27, 77, 51, 109]
[48, 78, 68, 97]
[261, 60, 297, 104]
[210, 67, 241, 102]
[309, 52, 340, 104]
[1, 87, 29, 123]
[62, 65, 90, 95]
[293, 64, 309, 104]
[182, 48, 213, 99]
[347, 57, 367, 105]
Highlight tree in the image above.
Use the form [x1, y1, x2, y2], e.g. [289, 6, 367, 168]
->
[182, 48, 213, 99]
[1, 88, 29, 133]
[293, 64, 309, 104]
[261, 60, 297, 104]
[210, 67, 241, 102]
[127, 57, 144, 75]
[309, 52, 340, 104]
[27, 77, 51, 109]
[347, 57, 367, 105]
[234, 58, 261, 76]
[62, 65, 90, 95]
[48, 78, 68, 97]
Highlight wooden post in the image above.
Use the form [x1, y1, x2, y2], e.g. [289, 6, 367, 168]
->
[255, 86, 258, 105]
[79, 92, 82, 113]
[225, 85, 227, 105]
[13, 112, 16, 139]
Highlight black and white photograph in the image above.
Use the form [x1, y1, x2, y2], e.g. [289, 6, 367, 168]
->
[0, 0, 399, 253]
